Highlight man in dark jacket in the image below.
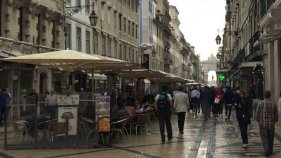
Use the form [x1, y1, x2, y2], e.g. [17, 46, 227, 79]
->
[224, 86, 234, 121]
[0, 88, 11, 126]
[200, 86, 212, 119]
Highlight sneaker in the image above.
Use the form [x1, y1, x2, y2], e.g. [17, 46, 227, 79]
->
[168, 137, 172, 142]
[241, 144, 247, 148]
[179, 131, 184, 134]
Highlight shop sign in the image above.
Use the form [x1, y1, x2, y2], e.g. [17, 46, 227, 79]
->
[95, 95, 111, 132]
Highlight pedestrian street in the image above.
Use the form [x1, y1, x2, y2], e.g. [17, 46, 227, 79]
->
[1, 111, 281, 158]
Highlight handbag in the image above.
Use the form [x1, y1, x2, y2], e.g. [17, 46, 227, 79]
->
[214, 98, 220, 104]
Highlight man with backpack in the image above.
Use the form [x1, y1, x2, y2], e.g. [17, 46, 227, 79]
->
[155, 85, 173, 143]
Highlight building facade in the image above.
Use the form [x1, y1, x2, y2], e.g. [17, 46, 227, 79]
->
[259, 0, 281, 102]
[65, 0, 140, 92]
[0, 0, 64, 118]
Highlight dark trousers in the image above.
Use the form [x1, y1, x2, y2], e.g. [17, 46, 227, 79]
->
[0, 107, 6, 126]
[225, 105, 232, 119]
[47, 106, 57, 119]
[238, 119, 248, 144]
[260, 127, 275, 154]
[213, 104, 220, 117]
[177, 112, 186, 132]
[201, 102, 210, 118]
[158, 113, 172, 141]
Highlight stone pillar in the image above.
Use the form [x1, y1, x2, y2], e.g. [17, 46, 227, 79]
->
[273, 39, 281, 102]
[265, 42, 275, 95]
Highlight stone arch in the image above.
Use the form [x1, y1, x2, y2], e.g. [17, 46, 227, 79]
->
[201, 54, 218, 86]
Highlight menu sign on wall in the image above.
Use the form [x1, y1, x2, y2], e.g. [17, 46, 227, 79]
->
[57, 94, 80, 105]
[95, 95, 110, 132]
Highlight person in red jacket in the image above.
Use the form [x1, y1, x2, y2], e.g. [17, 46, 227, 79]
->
[213, 88, 224, 118]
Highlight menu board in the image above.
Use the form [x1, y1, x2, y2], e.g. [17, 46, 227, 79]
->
[57, 94, 80, 105]
[58, 107, 78, 135]
[95, 95, 110, 132]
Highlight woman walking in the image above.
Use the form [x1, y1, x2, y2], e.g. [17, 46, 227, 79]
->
[234, 87, 251, 148]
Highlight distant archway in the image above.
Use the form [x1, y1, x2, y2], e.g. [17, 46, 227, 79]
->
[201, 54, 218, 86]
[208, 71, 217, 86]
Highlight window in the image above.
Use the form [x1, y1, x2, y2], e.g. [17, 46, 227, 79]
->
[119, 43, 122, 59]
[123, 18, 126, 33]
[114, 11, 117, 28]
[86, 31, 90, 53]
[127, 0, 130, 8]
[128, 47, 131, 61]
[76, 27, 81, 51]
[65, 23, 71, 49]
[108, 37, 112, 57]
[128, 21, 130, 35]
[76, 0, 81, 6]
[101, 34, 106, 55]
[85, 0, 90, 13]
[123, 45, 127, 60]
[114, 40, 118, 58]
[131, 0, 135, 10]
[93, 31, 98, 54]
[135, 25, 138, 39]
[149, 18, 153, 30]
[132, 22, 134, 37]
[108, 8, 111, 25]
[149, 1, 152, 13]
[119, 14, 122, 31]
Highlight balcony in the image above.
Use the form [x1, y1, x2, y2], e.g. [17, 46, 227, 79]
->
[0, 37, 58, 57]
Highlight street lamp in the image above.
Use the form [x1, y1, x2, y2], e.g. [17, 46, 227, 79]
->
[215, 35, 222, 45]
[89, 10, 98, 26]
[216, 52, 222, 59]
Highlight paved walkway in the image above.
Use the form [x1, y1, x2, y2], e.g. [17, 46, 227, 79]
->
[1, 112, 281, 158]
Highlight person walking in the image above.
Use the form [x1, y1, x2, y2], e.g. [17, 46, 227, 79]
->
[213, 88, 224, 118]
[256, 91, 278, 157]
[0, 88, 11, 126]
[234, 87, 250, 148]
[200, 86, 212, 120]
[190, 87, 200, 119]
[224, 86, 234, 122]
[155, 85, 173, 143]
[174, 86, 190, 134]
[278, 92, 281, 117]
[45, 90, 58, 119]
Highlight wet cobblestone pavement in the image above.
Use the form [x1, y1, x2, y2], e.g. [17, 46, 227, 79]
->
[1, 112, 281, 158]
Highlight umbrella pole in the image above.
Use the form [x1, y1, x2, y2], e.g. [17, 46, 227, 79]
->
[91, 68, 94, 92]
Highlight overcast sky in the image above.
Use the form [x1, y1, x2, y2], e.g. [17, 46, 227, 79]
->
[169, 0, 226, 61]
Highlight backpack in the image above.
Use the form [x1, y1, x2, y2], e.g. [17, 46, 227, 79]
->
[157, 92, 171, 112]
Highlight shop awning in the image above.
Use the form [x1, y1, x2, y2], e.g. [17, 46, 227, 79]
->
[118, 69, 168, 79]
[0, 49, 138, 71]
[238, 61, 263, 69]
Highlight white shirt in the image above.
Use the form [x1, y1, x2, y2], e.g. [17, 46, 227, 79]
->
[174, 92, 190, 112]
[46, 94, 58, 106]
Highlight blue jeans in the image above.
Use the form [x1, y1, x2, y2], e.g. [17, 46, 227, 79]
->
[260, 127, 275, 154]
[192, 103, 199, 114]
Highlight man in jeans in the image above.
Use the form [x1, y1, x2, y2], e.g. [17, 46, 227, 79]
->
[155, 85, 173, 143]
[256, 91, 278, 157]
[224, 86, 234, 121]
[191, 87, 200, 119]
